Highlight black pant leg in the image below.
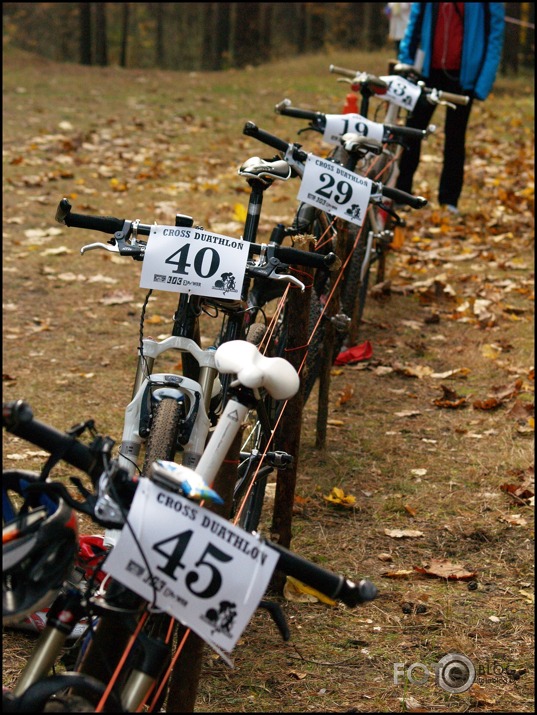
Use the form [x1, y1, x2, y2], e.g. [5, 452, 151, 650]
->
[438, 98, 473, 206]
[395, 99, 437, 195]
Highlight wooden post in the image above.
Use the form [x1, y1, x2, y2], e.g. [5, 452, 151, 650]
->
[316, 219, 348, 449]
[269, 264, 313, 591]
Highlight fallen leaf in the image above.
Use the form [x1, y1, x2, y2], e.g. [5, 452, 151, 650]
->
[323, 486, 356, 508]
[413, 558, 476, 580]
[40, 246, 72, 256]
[468, 684, 496, 707]
[430, 367, 471, 379]
[100, 290, 134, 305]
[377, 553, 393, 562]
[382, 569, 414, 579]
[472, 397, 502, 410]
[393, 362, 434, 379]
[283, 576, 337, 606]
[518, 589, 534, 604]
[146, 315, 166, 325]
[384, 529, 424, 539]
[482, 343, 502, 359]
[288, 670, 307, 680]
[232, 203, 247, 223]
[433, 384, 468, 409]
[499, 513, 527, 526]
[6, 450, 50, 460]
[337, 384, 354, 405]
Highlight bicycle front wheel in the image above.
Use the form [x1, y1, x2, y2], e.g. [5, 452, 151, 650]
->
[140, 397, 183, 475]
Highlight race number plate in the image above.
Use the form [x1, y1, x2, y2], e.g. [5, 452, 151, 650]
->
[297, 154, 372, 226]
[379, 75, 421, 111]
[323, 113, 384, 145]
[140, 226, 249, 298]
[103, 479, 279, 652]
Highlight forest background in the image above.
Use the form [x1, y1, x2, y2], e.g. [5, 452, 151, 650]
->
[3, 2, 535, 74]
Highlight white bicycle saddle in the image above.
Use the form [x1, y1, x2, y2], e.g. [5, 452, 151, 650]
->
[214, 340, 299, 401]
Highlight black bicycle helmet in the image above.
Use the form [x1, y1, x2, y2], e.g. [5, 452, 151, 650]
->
[3, 470, 79, 624]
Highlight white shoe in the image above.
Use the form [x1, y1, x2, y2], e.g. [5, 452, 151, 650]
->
[441, 203, 460, 216]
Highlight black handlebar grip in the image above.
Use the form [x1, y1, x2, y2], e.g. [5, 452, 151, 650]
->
[383, 124, 428, 142]
[275, 246, 338, 270]
[56, 198, 125, 235]
[280, 106, 324, 123]
[329, 64, 358, 78]
[269, 541, 377, 606]
[377, 184, 428, 210]
[243, 121, 293, 154]
[437, 90, 470, 106]
[3, 401, 104, 481]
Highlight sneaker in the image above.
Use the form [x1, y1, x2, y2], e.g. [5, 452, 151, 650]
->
[441, 203, 460, 216]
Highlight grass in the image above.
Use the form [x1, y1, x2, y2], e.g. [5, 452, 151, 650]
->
[3, 45, 535, 712]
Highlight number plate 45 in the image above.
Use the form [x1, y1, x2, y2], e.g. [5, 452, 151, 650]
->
[103, 478, 279, 653]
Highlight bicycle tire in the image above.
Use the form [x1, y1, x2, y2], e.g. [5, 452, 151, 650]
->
[140, 397, 183, 476]
[339, 215, 372, 347]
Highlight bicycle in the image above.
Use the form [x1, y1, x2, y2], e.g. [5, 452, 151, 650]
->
[325, 63, 470, 336]
[273, 95, 433, 346]
[3, 345, 377, 712]
[54, 154, 336, 539]
[242, 120, 427, 397]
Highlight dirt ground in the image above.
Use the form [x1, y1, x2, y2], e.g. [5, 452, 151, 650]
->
[3, 48, 534, 712]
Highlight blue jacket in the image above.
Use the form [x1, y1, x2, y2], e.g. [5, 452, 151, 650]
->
[398, 3, 505, 100]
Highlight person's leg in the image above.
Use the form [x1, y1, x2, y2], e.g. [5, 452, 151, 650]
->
[395, 100, 437, 195]
[438, 98, 473, 207]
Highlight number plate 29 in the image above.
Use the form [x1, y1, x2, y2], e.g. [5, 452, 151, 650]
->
[297, 154, 372, 226]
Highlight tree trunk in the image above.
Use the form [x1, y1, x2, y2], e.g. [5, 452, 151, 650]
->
[155, 3, 165, 68]
[502, 3, 521, 75]
[94, 2, 108, 66]
[79, 2, 92, 65]
[119, 3, 129, 68]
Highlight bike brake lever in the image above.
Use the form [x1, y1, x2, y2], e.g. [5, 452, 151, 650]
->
[270, 273, 305, 291]
[81, 242, 120, 255]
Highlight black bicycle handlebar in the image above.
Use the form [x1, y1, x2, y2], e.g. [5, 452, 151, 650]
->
[276, 102, 427, 144]
[244, 124, 426, 209]
[56, 198, 139, 236]
[243, 121, 308, 163]
[4, 400, 377, 608]
[329, 63, 469, 106]
[276, 104, 324, 123]
[269, 541, 377, 607]
[373, 183, 427, 209]
[3, 400, 107, 482]
[263, 244, 338, 270]
[56, 198, 335, 271]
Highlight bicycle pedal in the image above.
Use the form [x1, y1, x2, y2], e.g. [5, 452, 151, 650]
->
[330, 313, 351, 332]
[267, 450, 293, 468]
